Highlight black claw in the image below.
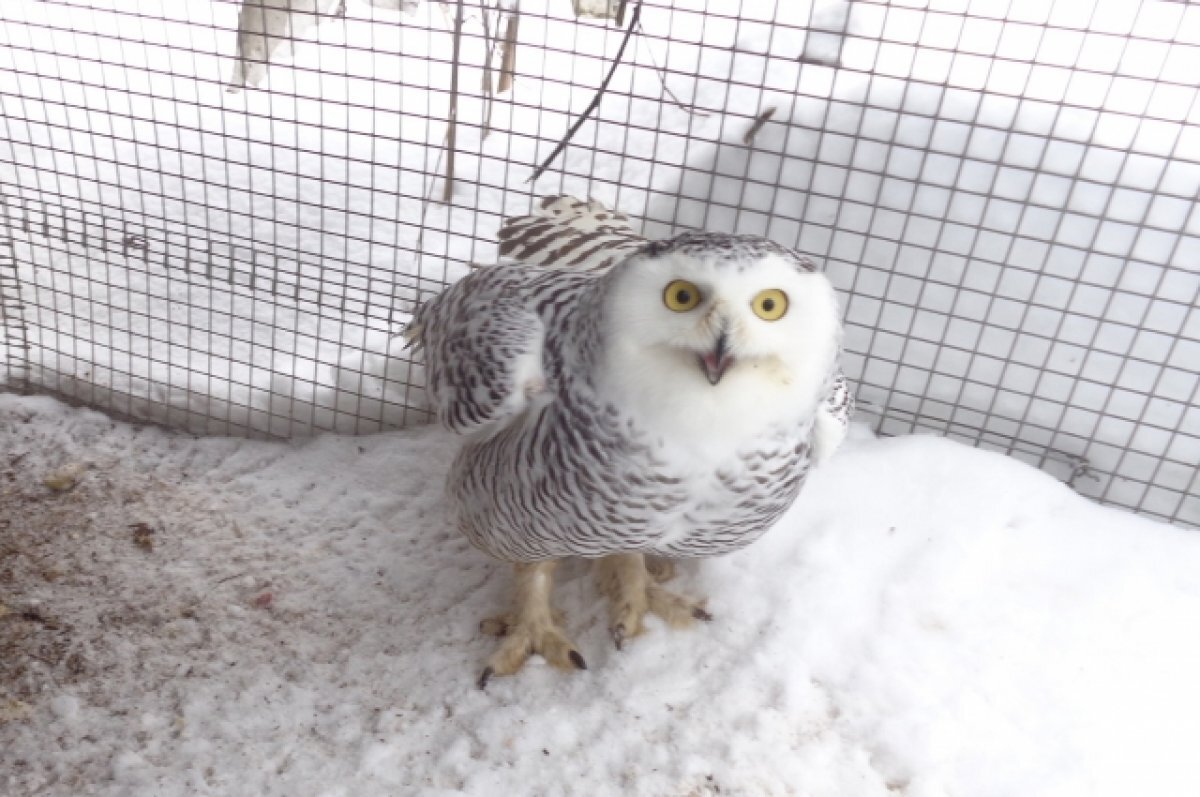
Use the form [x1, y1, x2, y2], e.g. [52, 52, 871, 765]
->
[693, 607, 714, 622]
[477, 666, 494, 690]
[569, 650, 587, 670]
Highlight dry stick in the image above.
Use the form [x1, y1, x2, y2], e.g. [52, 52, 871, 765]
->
[480, 1, 495, 139]
[402, 135, 449, 327]
[445, 0, 465, 202]
[526, 1, 641, 184]
[743, 105, 777, 145]
[480, 3, 494, 91]
[636, 19, 709, 118]
[497, 7, 519, 94]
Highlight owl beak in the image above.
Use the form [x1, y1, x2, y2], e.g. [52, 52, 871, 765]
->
[699, 331, 733, 385]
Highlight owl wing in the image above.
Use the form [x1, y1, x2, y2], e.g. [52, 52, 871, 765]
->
[812, 369, 855, 464]
[408, 194, 637, 435]
[498, 194, 646, 273]
[406, 267, 548, 435]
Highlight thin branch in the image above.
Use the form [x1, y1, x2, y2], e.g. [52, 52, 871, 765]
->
[636, 19, 709, 118]
[445, 0, 465, 202]
[527, 1, 641, 184]
[403, 130, 450, 322]
[497, 7, 520, 94]
[743, 105, 777, 145]
[480, 2, 495, 92]
[479, 0, 497, 139]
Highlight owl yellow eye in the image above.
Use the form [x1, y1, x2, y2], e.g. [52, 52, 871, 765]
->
[752, 288, 788, 321]
[663, 279, 702, 312]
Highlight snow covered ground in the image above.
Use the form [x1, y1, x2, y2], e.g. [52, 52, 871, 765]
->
[2, 5, 1199, 793]
[3, 392, 1200, 796]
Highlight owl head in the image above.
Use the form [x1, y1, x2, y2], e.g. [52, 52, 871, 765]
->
[596, 233, 842, 445]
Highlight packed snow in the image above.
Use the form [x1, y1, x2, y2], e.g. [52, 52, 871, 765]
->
[2, 393, 1199, 796]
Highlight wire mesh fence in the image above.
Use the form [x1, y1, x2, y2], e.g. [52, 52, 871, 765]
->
[0, 0, 1197, 527]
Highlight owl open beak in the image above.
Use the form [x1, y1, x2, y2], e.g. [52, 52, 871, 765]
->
[699, 332, 733, 385]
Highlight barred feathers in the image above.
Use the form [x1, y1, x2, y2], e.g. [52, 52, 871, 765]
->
[414, 197, 853, 562]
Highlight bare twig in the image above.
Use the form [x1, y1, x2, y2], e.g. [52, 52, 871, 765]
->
[479, 1, 498, 138]
[743, 105, 777, 145]
[409, 134, 448, 294]
[497, 7, 520, 94]
[527, 1, 641, 184]
[480, 2, 496, 91]
[445, 0, 465, 202]
[636, 19, 709, 118]
[215, 570, 251, 585]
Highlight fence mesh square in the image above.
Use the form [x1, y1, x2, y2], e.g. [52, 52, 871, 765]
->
[0, 0, 1197, 527]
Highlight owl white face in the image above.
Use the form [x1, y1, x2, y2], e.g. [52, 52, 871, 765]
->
[599, 246, 842, 448]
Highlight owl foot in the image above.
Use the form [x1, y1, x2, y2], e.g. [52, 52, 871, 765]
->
[644, 555, 677, 584]
[595, 553, 711, 650]
[479, 607, 566, 637]
[477, 561, 586, 689]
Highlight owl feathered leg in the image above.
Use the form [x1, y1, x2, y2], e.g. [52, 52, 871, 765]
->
[594, 553, 712, 649]
[477, 560, 586, 689]
[643, 555, 677, 584]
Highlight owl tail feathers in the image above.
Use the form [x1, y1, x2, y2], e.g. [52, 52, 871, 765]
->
[532, 194, 635, 231]
[400, 303, 429, 351]
[400, 323, 422, 351]
[810, 407, 849, 465]
[497, 194, 647, 273]
[811, 371, 855, 464]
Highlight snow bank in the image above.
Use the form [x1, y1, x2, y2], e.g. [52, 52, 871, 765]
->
[2, 394, 1198, 796]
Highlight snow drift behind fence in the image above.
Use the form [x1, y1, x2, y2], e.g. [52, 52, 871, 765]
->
[0, 0, 1197, 526]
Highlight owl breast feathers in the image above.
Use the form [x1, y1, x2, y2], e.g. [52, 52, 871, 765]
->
[409, 196, 853, 562]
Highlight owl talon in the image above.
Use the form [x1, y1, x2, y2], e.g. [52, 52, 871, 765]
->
[483, 619, 583, 680]
[597, 553, 709, 648]
[611, 624, 626, 650]
[480, 608, 566, 638]
[479, 561, 585, 683]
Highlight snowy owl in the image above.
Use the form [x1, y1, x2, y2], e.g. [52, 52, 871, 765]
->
[407, 196, 853, 686]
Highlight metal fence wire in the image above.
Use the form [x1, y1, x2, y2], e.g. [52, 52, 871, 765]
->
[0, 0, 1197, 527]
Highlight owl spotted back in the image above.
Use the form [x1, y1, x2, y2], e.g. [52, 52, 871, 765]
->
[497, 195, 644, 273]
